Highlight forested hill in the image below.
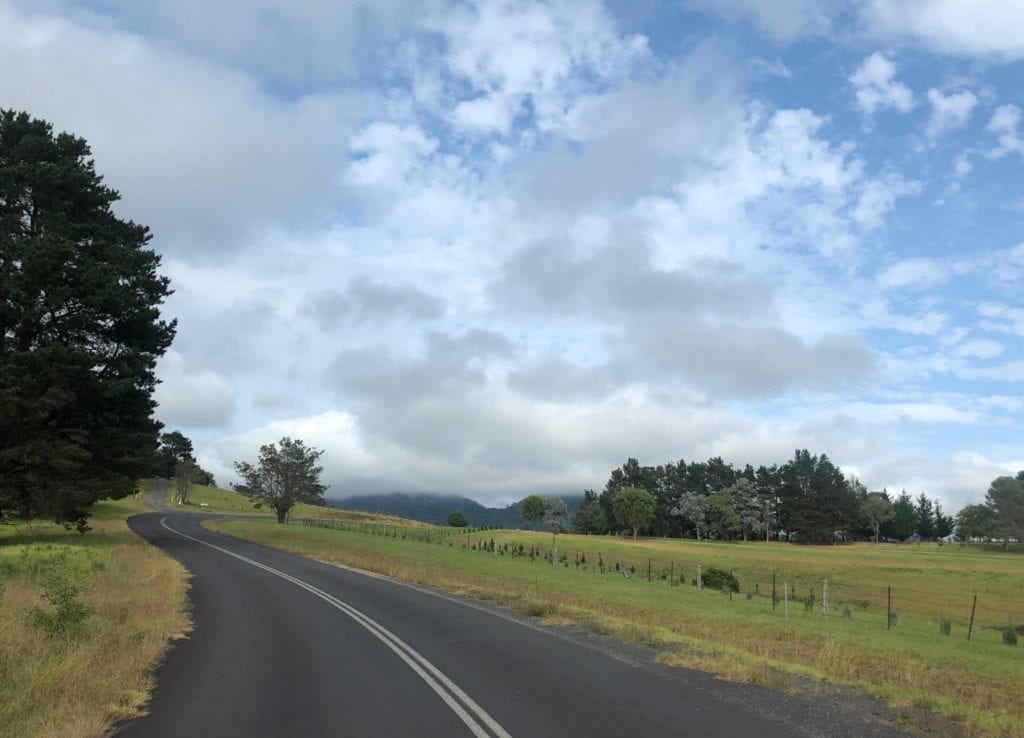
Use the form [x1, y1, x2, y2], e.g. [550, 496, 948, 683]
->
[330, 492, 584, 528]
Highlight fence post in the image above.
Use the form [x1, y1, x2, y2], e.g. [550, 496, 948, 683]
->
[772, 573, 777, 611]
[887, 586, 892, 630]
[648, 559, 651, 582]
[822, 578, 829, 619]
[697, 564, 703, 592]
[968, 594, 977, 641]
[670, 561, 674, 586]
[784, 582, 789, 620]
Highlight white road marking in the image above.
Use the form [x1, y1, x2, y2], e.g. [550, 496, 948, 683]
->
[159, 516, 512, 738]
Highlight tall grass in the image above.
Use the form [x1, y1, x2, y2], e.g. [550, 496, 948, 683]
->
[208, 519, 1024, 737]
[0, 492, 188, 738]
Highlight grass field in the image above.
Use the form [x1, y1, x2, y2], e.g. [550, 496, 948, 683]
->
[0, 484, 189, 738]
[207, 518, 1024, 737]
[168, 482, 427, 526]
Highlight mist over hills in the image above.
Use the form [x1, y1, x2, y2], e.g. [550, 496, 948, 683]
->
[330, 492, 584, 528]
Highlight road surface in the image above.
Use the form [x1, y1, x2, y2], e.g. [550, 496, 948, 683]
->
[118, 484, 911, 737]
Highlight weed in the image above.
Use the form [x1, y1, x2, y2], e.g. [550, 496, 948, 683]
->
[1002, 625, 1018, 646]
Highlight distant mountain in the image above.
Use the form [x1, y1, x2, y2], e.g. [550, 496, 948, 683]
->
[329, 492, 584, 528]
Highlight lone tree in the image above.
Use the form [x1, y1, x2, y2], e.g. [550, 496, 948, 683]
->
[861, 492, 894, 543]
[0, 110, 175, 530]
[233, 437, 328, 523]
[521, 495, 544, 529]
[447, 510, 469, 528]
[542, 496, 568, 541]
[612, 487, 655, 541]
[174, 459, 198, 506]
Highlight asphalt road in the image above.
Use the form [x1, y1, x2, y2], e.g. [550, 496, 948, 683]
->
[118, 484, 911, 737]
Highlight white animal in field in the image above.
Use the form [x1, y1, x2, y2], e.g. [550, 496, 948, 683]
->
[199, 502, 210, 509]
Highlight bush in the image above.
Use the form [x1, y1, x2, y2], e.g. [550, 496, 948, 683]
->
[702, 566, 739, 593]
[31, 562, 93, 637]
[939, 617, 952, 636]
[1002, 625, 1018, 646]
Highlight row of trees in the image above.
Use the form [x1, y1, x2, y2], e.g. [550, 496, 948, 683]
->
[569, 452, 861, 543]
[566, 452, 974, 544]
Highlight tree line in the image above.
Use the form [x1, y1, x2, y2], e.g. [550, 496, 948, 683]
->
[565, 452, 1022, 546]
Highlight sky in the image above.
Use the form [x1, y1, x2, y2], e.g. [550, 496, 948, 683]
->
[2, 0, 1023, 510]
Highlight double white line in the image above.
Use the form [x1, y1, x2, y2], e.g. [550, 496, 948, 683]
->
[160, 517, 511, 738]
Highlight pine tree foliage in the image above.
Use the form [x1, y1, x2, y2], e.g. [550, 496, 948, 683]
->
[0, 110, 175, 528]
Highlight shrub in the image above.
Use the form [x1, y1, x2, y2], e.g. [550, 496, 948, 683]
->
[1002, 625, 1018, 646]
[702, 566, 739, 593]
[939, 617, 952, 636]
[31, 563, 93, 637]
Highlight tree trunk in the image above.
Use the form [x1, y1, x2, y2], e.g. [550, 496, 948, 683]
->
[275, 506, 288, 524]
[632, 527, 638, 541]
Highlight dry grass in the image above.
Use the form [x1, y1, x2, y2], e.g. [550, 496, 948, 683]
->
[208, 519, 1024, 737]
[0, 492, 188, 738]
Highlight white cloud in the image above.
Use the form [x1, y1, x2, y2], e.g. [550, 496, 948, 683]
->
[0, 3, 362, 256]
[987, 104, 1024, 158]
[925, 88, 978, 138]
[977, 302, 1024, 336]
[683, 0, 835, 41]
[952, 152, 973, 177]
[850, 52, 914, 115]
[862, 0, 1024, 61]
[154, 351, 237, 428]
[953, 339, 1005, 360]
[876, 257, 950, 291]
[852, 174, 921, 230]
[865, 450, 1019, 511]
[432, 0, 649, 136]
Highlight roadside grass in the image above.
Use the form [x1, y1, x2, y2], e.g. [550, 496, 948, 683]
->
[167, 482, 426, 526]
[207, 519, 1024, 737]
[0, 489, 189, 738]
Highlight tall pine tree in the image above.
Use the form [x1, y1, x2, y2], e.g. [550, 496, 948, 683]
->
[0, 111, 175, 528]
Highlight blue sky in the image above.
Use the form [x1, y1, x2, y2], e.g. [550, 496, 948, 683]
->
[2, 0, 1022, 509]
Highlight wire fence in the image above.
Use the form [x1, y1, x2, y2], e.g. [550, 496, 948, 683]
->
[293, 518, 1024, 648]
